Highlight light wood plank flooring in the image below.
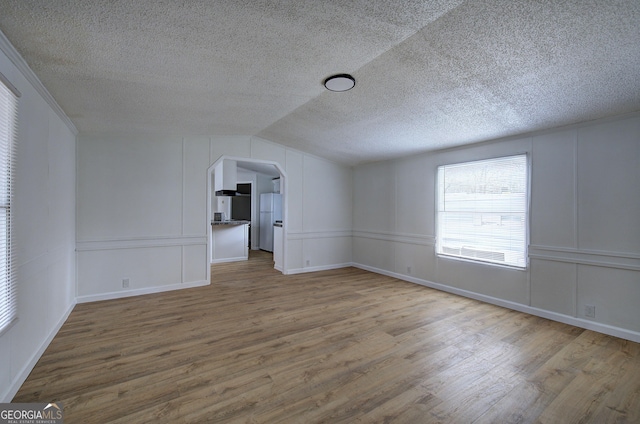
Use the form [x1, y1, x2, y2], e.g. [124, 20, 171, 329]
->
[14, 251, 640, 423]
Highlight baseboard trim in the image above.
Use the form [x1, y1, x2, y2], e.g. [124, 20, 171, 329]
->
[2, 301, 76, 402]
[285, 262, 352, 275]
[210, 257, 248, 264]
[77, 280, 209, 304]
[352, 262, 640, 343]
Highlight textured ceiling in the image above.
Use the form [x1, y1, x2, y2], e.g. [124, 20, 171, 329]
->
[0, 0, 639, 165]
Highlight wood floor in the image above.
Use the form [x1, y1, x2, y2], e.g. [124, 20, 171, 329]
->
[14, 251, 640, 423]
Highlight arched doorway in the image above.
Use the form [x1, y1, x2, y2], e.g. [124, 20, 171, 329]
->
[206, 156, 287, 282]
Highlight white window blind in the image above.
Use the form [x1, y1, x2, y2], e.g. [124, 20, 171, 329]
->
[0, 73, 18, 335]
[437, 154, 528, 269]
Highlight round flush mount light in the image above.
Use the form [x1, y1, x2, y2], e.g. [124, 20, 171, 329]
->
[324, 74, 355, 92]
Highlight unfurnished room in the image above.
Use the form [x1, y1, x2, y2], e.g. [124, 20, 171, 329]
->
[0, 1, 639, 423]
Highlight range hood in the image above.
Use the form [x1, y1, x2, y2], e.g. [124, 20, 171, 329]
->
[214, 189, 238, 196]
[214, 159, 237, 196]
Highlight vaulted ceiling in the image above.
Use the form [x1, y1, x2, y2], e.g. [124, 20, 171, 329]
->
[1, 0, 639, 165]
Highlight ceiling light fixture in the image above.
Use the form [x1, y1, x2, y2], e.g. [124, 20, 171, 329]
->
[324, 74, 355, 92]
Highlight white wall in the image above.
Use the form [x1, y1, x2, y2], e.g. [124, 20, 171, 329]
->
[352, 114, 640, 342]
[0, 37, 77, 401]
[76, 135, 353, 300]
[295, 153, 352, 272]
[76, 135, 205, 301]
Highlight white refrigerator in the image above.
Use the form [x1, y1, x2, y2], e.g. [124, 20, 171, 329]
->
[259, 193, 282, 252]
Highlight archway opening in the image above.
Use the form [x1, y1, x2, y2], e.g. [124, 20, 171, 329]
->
[206, 156, 287, 282]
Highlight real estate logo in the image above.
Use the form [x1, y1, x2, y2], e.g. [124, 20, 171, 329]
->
[0, 403, 63, 424]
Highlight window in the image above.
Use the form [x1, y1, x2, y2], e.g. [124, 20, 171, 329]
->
[436, 154, 528, 269]
[0, 73, 18, 335]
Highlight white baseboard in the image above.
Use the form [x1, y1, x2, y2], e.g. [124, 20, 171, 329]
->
[2, 301, 76, 402]
[352, 262, 640, 344]
[285, 262, 352, 275]
[77, 280, 209, 303]
[210, 256, 248, 264]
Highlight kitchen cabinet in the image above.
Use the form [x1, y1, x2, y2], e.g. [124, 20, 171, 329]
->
[214, 159, 237, 196]
[211, 221, 249, 263]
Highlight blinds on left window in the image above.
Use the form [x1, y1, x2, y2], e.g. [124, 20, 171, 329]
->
[0, 72, 19, 336]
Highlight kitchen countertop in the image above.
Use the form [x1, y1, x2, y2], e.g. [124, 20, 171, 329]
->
[211, 220, 250, 226]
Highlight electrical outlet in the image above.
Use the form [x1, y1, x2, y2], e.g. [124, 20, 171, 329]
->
[584, 304, 595, 318]
[306, 260, 310, 266]
[122, 278, 130, 289]
[407, 266, 412, 274]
